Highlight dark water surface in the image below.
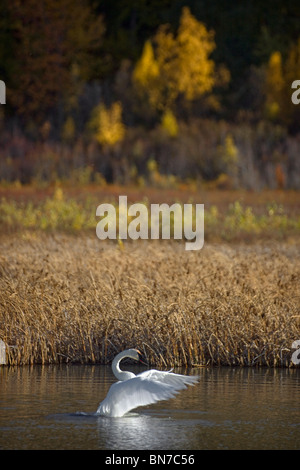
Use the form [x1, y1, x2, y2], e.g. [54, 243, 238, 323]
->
[0, 365, 299, 450]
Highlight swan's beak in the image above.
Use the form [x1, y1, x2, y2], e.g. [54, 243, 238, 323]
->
[138, 353, 148, 366]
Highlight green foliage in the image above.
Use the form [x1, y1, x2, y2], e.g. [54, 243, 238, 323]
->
[0, 189, 96, 232]
[0, 191, 299, 241]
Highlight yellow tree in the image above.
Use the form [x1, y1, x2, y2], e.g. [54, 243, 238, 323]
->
[90, 102, 125, 147]
[175, 6, 216, 100]
[264, 51, 284, 120]
[284, 38, 300, 89]
[133, 40, 161, 110]
[264, 42, 300, 126]
[161, 108, 179, 137]
[88, 101, 126, 183]
[282, 38, 300, 126]
[133, 7, 219, 112]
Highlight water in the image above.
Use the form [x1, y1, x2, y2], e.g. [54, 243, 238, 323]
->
[0, 365, 299, 450]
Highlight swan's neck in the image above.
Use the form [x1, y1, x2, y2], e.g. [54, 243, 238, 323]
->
[112, 351, 136, 381]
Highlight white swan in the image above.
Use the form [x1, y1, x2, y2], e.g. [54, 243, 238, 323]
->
[96, 348, 199, 418]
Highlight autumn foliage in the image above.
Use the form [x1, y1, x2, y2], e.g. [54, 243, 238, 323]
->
[1, 2, 300, 189]
[5, 0, 104, 122]
[133, 7, 223, 112]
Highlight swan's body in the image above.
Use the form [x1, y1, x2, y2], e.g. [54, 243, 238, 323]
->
[96, 349, 199, 418]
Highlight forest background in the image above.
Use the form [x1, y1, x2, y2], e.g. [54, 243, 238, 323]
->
[1, 0, 300, 191]
[0, 1, 300, 367]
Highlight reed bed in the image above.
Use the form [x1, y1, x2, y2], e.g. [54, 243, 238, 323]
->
[0, 233, 299, 367]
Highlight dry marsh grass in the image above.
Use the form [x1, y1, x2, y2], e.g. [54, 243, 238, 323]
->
[0, 233, 299, 367]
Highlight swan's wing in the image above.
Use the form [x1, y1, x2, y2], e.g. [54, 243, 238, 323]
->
[138, 369, 199, 390]
[96, 370, 199, 418]
[96, 376, 177, 417]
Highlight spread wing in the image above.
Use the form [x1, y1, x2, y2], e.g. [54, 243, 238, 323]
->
[96, 370, 199, 418]
[138, 369, 199, 389]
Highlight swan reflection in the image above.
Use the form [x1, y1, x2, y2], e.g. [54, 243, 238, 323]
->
[96, 411, 194, 450]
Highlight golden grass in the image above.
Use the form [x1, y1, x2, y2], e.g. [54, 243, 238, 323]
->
[0, 233, 299, 367]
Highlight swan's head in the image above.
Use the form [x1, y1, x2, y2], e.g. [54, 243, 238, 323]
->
[112, 348, 148, 381]
[127, 348, 148, 365]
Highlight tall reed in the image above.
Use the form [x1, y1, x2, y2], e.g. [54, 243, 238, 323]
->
[0, 233, 299, 367]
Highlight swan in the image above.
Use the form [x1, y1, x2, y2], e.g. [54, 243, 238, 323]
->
[96, 348, 199, 418]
